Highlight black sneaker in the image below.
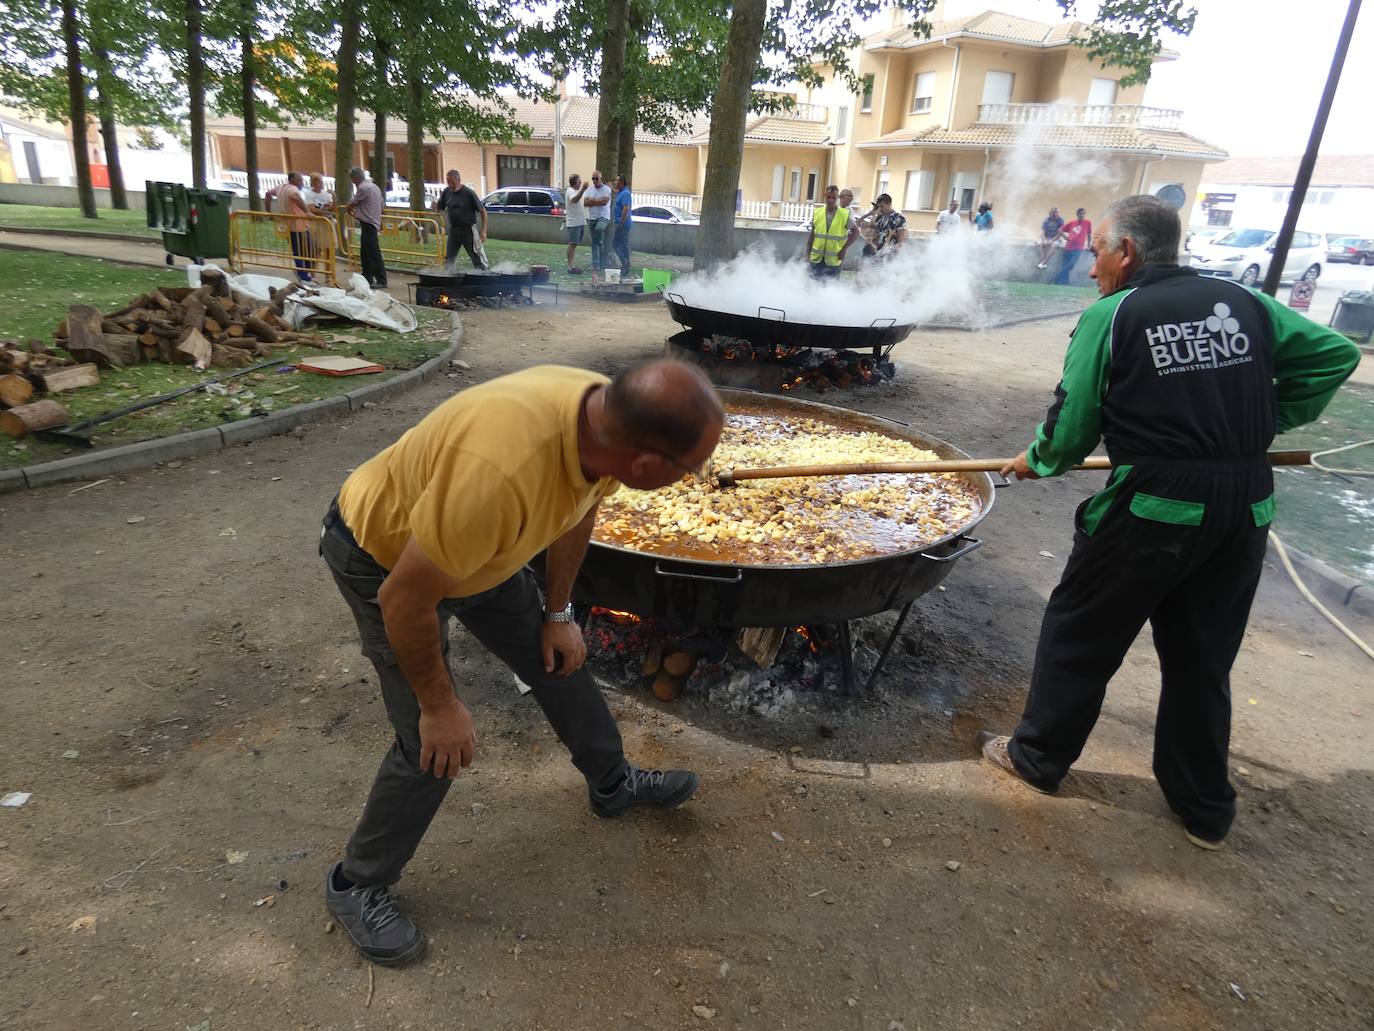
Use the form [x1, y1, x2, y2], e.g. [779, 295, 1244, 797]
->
[324, 861, 427, 967]
[590, 763, 699, 818]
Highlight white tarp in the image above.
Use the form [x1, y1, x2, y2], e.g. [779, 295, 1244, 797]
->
[188, 264, 418, 334]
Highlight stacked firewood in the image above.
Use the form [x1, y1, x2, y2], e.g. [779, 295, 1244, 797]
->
[2, 269, 325, 438]
[52, 269, 322, 372]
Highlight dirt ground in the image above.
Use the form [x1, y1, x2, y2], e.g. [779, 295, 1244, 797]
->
[1, 295, 1370, 1031]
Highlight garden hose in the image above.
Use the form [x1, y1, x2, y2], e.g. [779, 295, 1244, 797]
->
[1270, 531, 1374, 662]
[1310, 438, 1374, 478]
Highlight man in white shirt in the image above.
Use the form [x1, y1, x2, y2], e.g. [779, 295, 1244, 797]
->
[935, 199, 963, 234]
[583, 170, 613, 281]
[564, 173, 589, 274]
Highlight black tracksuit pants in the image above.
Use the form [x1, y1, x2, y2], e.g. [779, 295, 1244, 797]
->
[1008, 463, 1271, 841]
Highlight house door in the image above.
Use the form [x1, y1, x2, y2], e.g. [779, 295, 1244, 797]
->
[23, 141, 41, 183]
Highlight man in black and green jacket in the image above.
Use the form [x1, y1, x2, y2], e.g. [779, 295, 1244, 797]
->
[978, 195, 1360, 850]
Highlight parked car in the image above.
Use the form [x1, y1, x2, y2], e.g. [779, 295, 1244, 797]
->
[1184, 226, 1228, 252]
[481, 187, 564, 216]
[630, 203, 698, 224]
[208, 179, 249, 198]
[1327, 236, 1374, 265]
[1188, 228, 1324, 286]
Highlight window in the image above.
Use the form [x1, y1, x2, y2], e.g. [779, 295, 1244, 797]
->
[911, 72, 935, 114]
[771, 164, 785, 203]
[1088, 77, 1118, 106]
[835, 105, 850, 143]
[951, 171, 980, 213]
[788, 168, 801, 202]
[1272, 189, 1287, 204]
[981, 70, 1015, 106]
[505, 190, 529, 206]
[861, 75, 875, 112]
[806, 170, 819, 201]
[1318, 190, 1335, 204]
[876, 170, 891, 200]
[486, 191, 508, 205]
[904, 169, 935, 210]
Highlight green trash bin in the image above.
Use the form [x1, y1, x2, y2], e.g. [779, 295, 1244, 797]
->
[146, 181, 234, 265]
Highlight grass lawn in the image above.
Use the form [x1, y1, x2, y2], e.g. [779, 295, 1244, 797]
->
[1272, 381, 1374, 581]
[0, 250, 451, 470]
[0, 203, 158, 239]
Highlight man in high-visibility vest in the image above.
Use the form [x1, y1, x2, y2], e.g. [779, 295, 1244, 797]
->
[804, 184, 859, 279]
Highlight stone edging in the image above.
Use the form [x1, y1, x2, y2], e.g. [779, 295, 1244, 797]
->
[1268, 535, 1373, 624]
[0, 225, 161, 245]
[0, 312, 462, 494]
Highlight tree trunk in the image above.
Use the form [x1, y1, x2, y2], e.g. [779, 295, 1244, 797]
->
[616, 3, 646, 185]
[91, 48, 127, 209]
[185, 0, 207, 189]
[60, 0, 97, 219]
[240, 0, 261, 211]
[693, 0, 767, 270]
[333, 6, 363, 206]
[404, 58, 425, 212]
[594, 0, 629, 176]
[370, 34, 389, 191]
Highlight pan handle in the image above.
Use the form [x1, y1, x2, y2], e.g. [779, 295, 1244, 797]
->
[665, 291, 686, 306]
[654, 561, 744, 584]
[921, 535, 983, 564]
[868, 317, 896, 329]
[758, 305, 786, 322]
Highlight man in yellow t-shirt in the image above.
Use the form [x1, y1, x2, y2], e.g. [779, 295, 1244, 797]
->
[319, 360, 724, 967]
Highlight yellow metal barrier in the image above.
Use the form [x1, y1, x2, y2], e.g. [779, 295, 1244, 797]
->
[339, 209, 445, 273]
[228, 210, 339, 285]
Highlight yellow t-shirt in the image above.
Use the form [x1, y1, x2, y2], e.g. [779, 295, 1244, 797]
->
[337, 366, 618, 596]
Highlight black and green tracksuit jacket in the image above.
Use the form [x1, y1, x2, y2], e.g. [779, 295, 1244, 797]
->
[1028, 264, 1361, 533]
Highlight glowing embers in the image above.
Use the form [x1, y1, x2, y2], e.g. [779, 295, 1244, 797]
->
[667, 331, 895, 394]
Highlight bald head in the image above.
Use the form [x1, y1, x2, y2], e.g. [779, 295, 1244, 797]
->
[604, 360, 723, 456]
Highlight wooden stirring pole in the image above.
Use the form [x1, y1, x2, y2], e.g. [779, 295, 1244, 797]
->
[714, 450, 1312, 486]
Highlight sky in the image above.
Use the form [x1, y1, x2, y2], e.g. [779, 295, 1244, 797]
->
[928, 0, 1373, 156]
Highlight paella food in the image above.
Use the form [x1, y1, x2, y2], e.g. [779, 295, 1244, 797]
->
[594, 402, 982, 565]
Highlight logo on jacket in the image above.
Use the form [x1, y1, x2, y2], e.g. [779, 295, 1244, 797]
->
[1145, 302, 1253, 375]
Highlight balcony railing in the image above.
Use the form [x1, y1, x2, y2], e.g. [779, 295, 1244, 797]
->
[772, 102, 829, 123]
[977, 103, 1183, 131]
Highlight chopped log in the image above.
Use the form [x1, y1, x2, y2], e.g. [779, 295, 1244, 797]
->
[179, 296, 207, 332]
[101, 319, 129, 335]
[1, 399, 69, 438]
[662, 651, 694, 677]
[203, 295, 230, 328]
[265, 311, 291, 331]
[243, 316, 279, 344]
[67, 306, 139, 368]
[211, 342, 255, 368]
[56, 319, 68, 338]
[200, 268, 229, 297]
[0, 373, 34, 408]
[0, 348, 31, 373]
[138, 331, 158, 348]
[156, 338, 178, 364]
[176, 328, 213, 370]
[204, 317, 223, 336]
[225, 324, 245, 338]
[107, 294, 150, 317]
[149, 289, 175, 311]
[36, 363, 99, 394]
[737, 626, 787, 668]
[161, 286, 195, 302]
[651, 672, 687, 702]
[641, 640, 664, 677]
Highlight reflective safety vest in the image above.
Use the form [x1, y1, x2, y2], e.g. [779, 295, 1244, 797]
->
[809, 206, 851, 266]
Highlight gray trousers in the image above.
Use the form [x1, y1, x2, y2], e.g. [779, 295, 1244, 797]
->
[321, 505, 627, 886]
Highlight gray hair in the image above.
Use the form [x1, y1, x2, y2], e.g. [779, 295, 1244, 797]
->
[446, 168, 461, 179]
[1102, 195, 1181, 265]
[349, 166, 365, 181]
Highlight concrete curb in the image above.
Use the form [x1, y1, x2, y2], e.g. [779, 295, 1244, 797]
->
[1268, 534, 1374, 624]
[926, 307, 1088, 332]
[1, 312, 462, 494]
[0, 238, 169, 272]
[0, 225, 160, 245]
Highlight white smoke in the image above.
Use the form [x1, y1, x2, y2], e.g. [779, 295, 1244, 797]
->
[670, 109, 1117, 328]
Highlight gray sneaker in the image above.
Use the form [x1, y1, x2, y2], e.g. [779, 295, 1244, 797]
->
[975, 731, 1056, 795]
[324, 861, 427, 967]
[591, 764, 699, 818]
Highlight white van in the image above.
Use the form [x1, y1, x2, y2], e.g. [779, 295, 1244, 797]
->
[1188, 228, 1324, 287]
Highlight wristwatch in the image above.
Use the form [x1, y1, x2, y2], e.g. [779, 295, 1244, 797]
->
[544, 602, 576, 624]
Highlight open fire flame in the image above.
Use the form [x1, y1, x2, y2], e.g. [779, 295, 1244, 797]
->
[684, 335, 894, 392]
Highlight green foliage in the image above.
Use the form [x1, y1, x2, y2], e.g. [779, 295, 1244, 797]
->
[1057, 0, 1197, 87]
